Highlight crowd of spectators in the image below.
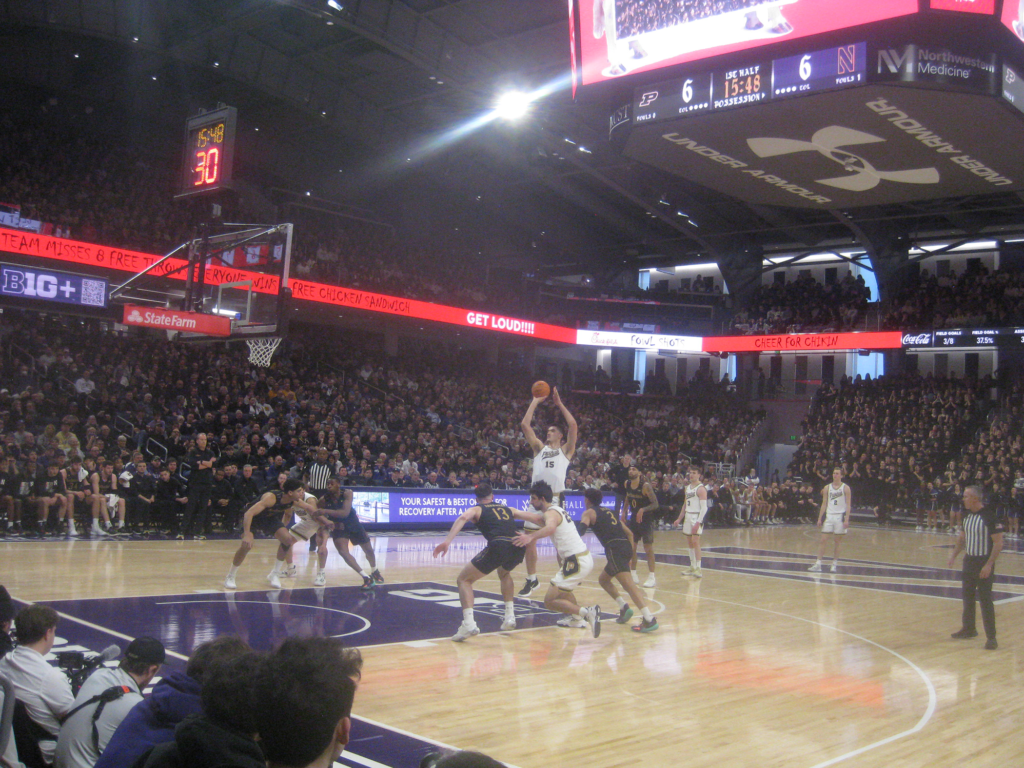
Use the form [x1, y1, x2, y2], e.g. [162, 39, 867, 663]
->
[882, 263, 1024, 330]
[613, 0, 775, 37]
[0, 310, 764, 537]
[731, 272, 871, 335]
[789, 372, 1024, 532]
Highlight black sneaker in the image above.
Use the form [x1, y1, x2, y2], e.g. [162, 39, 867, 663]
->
[518, 577, 538, 598]
[361, 576, 374, 591]
[616, 605, 634, 624]
[371, 570, 384, 584]
[984, 638, 998, 650]
[951, 629, 978, 639]
[631, 618, 660, 633]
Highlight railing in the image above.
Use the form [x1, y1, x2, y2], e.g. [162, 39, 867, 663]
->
[147, 437, 168, 460]
[359, 380, 405, 405]
[488, 440, 510, 458]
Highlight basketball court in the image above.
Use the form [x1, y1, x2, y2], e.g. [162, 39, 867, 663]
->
[3, 524, 1021, 767]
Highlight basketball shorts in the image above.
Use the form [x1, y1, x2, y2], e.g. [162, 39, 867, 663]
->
[289, 518, 322, 541]
[682, 513, 703, 536]
[628, 514, 655, 545]
[472, 539, 525, 575]
[603, 539, 633, 577]
[331, 522, 370, 546]
[256, 513, 287, 537]
[551, 551, 593, 591]
[822, 515, 847, 534]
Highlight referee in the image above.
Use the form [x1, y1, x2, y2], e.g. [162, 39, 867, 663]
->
[303, 448, 335, 552]
[947, 485, 1004, 650]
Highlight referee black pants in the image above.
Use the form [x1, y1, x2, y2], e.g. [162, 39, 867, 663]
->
[961, 555, 996, 640]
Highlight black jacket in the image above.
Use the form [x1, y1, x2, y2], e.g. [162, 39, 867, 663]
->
[132, 715, 265, 768]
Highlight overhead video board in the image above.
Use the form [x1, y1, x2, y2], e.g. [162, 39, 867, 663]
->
[575, 0, 917, 87]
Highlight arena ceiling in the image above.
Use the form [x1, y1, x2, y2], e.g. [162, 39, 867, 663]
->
[3, 0, 1024, 280]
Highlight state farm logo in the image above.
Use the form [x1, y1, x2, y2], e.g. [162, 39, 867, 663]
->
[126, 309, 143, 323]
[748, 126, 940, 192]
[902, 333, 932, 345]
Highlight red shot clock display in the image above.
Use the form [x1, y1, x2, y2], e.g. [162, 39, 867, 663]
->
[178, 106, 237, 198]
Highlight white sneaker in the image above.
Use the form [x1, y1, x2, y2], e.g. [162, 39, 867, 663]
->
[267, 571, 282, 589]
[556, 616, 587, 628]
[915, 525, 923, 531]
[583, 606, 601, 638]
[92, 525, 108, 537]
[682, 566, 696, 575]
[630, 570, 639, 583]
[224, 575, 237, 589]
[313, 572, 326, 587]
[643, 574, 657, 588]
[68, 522, 78, 537]
[283, 564, 297, 578]
[693, 567, 702, 579]
[808, 562, 822, 572]
[830, 563, 837, 573]
[451, 622, 480, 642]
[501, 616, 516, 631]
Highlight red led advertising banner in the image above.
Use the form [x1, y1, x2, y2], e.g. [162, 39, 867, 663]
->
[1, 227, 909, 352]
[289, 279, 578, 344]
[0, 227, 279, 294]
[701, 331, 904, 353]
[931, 0, 995, 14]
[577, 0, 917, 86]
[1003, 0, 1024, 41]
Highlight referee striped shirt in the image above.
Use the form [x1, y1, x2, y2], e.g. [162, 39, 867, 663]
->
[305, 460, 334, 492]
[963, 507, 1003, 557]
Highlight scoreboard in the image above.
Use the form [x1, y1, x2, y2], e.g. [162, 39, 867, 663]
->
[902, 328, 1024, 349]
[634, 42, 866, 124]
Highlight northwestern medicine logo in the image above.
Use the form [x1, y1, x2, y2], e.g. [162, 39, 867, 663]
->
[747, 126, 940, 192]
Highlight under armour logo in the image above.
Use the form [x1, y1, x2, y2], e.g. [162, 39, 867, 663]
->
[127, 310, 143, 322]
[747, 126, 939, 192]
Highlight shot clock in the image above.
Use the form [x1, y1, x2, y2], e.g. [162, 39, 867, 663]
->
[178, 106, 237, 198]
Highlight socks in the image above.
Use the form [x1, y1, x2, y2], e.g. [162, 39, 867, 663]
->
[694, 557, 701, 569]
[527, 574, 538, 582]
[359, 569, 370, 579]
[463, 608, 476, 626]
[504, 601, 515, 618]
[227, 566, 239, 578]
[615, 597, 627, 609]
[630, 570, 639, 582]
[641, 607, 654, 621]
[688, 549, 696, 567]
[271, 561, 284, 575]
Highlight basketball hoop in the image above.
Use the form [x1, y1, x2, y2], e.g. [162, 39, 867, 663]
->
[246, 337, 282, 367]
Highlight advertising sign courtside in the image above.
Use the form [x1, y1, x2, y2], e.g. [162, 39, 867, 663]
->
[122, 305, 232, 336]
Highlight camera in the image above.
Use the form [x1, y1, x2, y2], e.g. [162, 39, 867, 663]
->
[56, 645, 120, 695]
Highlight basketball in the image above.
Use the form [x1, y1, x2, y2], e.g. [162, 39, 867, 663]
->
[531, 380, 550, 398]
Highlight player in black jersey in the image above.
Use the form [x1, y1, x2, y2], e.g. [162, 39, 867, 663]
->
[320, 478, 382, 590]
[581, 489, 659, 632]
[622, 464, 660, 588]
[225, 478, 319, 590]
[433, 483, 545, 641]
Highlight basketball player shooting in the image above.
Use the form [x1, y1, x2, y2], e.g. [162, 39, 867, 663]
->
[519, 383, 578, 598]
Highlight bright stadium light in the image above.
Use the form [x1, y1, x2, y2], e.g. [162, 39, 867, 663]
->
[495, 91, 532, 120]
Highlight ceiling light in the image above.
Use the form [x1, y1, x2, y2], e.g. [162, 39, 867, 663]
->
[327, 0, 344, 10]
[132, 36, 139, 42]
[495, 91, 532, 120]
[578, 146, 592, 154]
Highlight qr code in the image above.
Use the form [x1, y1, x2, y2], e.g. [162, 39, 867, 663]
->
[80, 279, 106, 307]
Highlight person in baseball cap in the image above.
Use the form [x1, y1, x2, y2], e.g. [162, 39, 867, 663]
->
[55, 637, 166, 768]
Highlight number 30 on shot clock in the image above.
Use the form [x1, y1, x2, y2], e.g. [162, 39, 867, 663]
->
[177, 106, 237, 198]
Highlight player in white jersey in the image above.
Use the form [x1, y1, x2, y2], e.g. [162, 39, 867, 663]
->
[287, 491, 334, 585]
[514, 481, 601, 637]
[809, 467, 851, 573]
[519, 387, 577, 597]
[673, 468, 708, 578]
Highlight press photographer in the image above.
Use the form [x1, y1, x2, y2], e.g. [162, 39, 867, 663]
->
[54, 637, 164, 768]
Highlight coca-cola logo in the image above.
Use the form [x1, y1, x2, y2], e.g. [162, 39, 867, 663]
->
[902, 333, 932, 345]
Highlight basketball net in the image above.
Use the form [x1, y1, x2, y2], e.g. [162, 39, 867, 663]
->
[246, 337, 282, 367]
